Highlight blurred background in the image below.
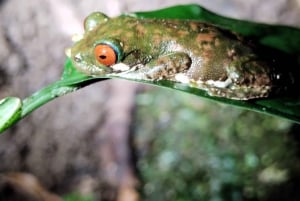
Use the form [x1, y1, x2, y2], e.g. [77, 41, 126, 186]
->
[0, 0, 300, 201]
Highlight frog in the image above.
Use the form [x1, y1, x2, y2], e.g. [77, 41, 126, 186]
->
[68, 12, 294, 100]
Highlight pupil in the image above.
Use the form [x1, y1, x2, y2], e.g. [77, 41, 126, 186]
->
[99, 55, 106, 59]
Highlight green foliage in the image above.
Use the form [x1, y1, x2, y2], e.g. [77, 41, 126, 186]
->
[135, 89, 300, 201]
[0, 97, 22, 132]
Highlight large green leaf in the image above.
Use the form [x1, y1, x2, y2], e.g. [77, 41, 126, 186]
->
[1, 4, 300, 133]
[132, 5, 300, 123]
[113, 5, 300, 123]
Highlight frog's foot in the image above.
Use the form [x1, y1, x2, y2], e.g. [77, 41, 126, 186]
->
[142, 52, 191, 80]
[199, 78, 271, 100]
[201, 83, 271, 100]
[175, 75, 269, 100]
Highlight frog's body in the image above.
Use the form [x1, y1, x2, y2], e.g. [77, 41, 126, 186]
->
[69, 12, 292, 100]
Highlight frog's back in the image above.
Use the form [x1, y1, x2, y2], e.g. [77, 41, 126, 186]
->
[103, 16, 257, 82]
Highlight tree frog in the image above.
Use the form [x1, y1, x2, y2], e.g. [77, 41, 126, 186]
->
[68, 12, 295, 100]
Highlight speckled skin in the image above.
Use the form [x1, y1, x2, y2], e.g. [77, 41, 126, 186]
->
[70, 12, 284, 100]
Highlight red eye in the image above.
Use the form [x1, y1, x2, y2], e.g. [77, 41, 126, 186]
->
[94, 44, 117, 66]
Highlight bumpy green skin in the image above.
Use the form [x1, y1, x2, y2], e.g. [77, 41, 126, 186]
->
[70, 12, 286, 100]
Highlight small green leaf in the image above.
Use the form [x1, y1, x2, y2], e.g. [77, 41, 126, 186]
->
[0, 97, 22, 133]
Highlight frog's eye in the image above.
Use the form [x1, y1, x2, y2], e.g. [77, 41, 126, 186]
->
[94, 44, 117, 66]
[94, 39, 123, 67]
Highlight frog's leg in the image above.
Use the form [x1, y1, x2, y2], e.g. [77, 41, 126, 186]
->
[142, 52, 192, 80]
[112, 52, 191, 81]
[194, 56, 272, 100]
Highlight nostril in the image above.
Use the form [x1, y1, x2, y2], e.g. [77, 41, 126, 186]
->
[74, 53, 82, 62]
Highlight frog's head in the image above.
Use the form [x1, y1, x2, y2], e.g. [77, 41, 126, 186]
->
[67, 12, 131, 76]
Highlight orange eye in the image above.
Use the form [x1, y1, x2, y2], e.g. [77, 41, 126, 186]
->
[94, 44, 117, 66]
